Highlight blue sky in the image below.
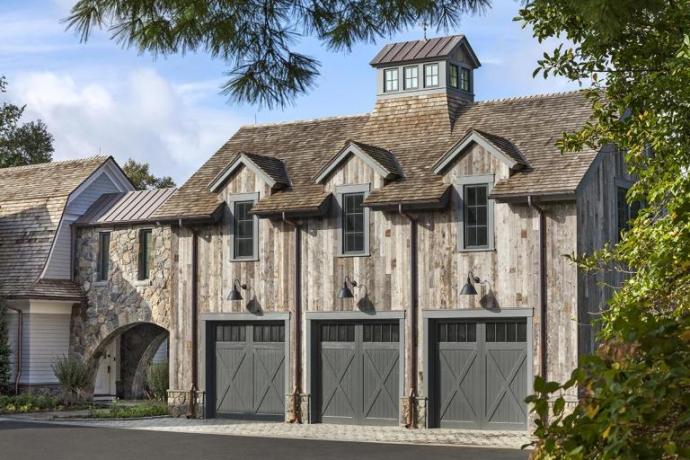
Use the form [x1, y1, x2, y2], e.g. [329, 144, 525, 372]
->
[0, 0, 579, 184]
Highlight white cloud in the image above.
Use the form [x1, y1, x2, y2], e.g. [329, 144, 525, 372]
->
[8, 68, 247, 184]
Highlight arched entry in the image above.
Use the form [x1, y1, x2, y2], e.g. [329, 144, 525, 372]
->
[89, 322, 169, 400]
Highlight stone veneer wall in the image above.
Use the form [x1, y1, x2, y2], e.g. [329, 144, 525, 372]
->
[71, 225, 173, 367]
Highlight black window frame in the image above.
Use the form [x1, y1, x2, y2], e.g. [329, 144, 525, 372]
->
[460, 68, 471, 92]
[384, 68, 399, 92]
[403, 65, 418, 90]
[424, 63, 439, 88]
[137, 228, 153, 281]
[449, 64, 459, 89]
[96, 231, 110, 282]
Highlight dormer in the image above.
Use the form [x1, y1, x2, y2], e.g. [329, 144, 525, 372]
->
[370, 35, 480, 103]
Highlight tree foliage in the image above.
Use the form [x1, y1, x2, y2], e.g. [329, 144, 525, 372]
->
[63, 0, 490, 108]
[0, 76, 54, 168]
[518, 1, 690, 458]
[0, 298, 11, 395]
[122, 158, 175, 190]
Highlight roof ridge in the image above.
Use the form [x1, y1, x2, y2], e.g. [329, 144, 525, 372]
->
[241, 113, 370, 129]
[0, 155, 109, 173]
[475, 89, 587, 105]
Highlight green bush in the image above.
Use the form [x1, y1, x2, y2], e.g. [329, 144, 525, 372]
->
[146, 361, 169, 401]
[52, 356, 89, 405]
[89, 401, 168, 419]
[0, 394, 59, 414]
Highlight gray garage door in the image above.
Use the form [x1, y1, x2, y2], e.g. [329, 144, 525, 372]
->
[432, 319, 528, 430]
[211, 322, 285, 419]
[316, 321, 400, 425]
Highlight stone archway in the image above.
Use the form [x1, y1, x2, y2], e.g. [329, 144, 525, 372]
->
[83, 321, 169, 399]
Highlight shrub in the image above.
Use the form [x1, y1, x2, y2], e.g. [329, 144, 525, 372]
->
[0, 394, 59, 414]
[146, 361, 169, 402]
[89, 401, 168, 419]
[52, 356, 89, 405]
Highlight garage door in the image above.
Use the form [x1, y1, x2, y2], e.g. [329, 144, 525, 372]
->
[316, 321, 400, 425]
[432, 319, 528, 430]
[211, 322, 285, 419]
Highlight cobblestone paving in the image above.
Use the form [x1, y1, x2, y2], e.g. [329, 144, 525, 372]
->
[2, 416, 531, 449]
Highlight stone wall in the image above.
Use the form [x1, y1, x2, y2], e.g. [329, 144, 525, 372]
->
[71, 225, 173, 365]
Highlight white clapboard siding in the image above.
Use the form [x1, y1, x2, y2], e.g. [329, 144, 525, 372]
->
[43, 172, 121, 279]
[22, 314, 71, 384]
[6, 311, 18, 383]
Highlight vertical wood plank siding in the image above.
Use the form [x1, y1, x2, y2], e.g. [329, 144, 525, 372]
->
[170, 145, 593, 404]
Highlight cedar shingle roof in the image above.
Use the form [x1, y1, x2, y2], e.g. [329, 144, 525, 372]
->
[77, 188, 176, 226]
[153, 91, 596, 219]
[369, 35, 480, 67]
[314, 140, 403, 183]
[252, 185, 331, 217]
[209, 152, 291, 192]
[0, 156, 110, 299]
[351, 141, 404, 178]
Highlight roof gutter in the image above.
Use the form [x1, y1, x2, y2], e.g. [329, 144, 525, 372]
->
[398, 204, 418, 428]
[282, 212, 303, 423]
[528, 196, 548, 384]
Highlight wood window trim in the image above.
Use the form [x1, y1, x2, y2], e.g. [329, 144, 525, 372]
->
[228, 192, 260, 262]
[336, 183, 371, 257]
[455, 175, 495, 252]
[460, 67, 471, 92]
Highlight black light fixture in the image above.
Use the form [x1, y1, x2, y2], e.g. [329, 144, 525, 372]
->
[227, 278, 247, 301]
[337, 276, 358, 299]
[460, 272, 481, 296]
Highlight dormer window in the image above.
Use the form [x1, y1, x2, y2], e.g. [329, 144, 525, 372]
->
[424, 63, 439, 87]
[403, 66, 418, 90]
[229, 192, 259, 261]
[384, 68, 399, 92]
[460, 68, 471, 92]
[337, 184, 370, 256]
[449, 64, 459, 89]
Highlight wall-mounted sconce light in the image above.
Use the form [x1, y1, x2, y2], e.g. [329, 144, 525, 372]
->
[337, 276, 358, 299]
[227, 278, 247, 301]
[460, 271, 482, 296]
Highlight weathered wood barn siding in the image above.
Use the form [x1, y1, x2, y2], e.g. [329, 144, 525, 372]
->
[418, 142, 579, 390]
[303, 154, 411, 313]
[576, 146, 632, 356]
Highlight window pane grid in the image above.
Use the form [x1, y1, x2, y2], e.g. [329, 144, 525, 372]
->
[342, 192, 365, 254]
[403, 66, 418, 89]
[460, 68, 471, 91]
[138, 229, 153, 280]
[384, 68, 399, 92]
[363, 323, 399, 342]
[97, 232, 110, 281]
[253, 324, 285, 342]
[437, 322, 476, 342]
[464, 184, 489, 249]
[485, 321, 527, 343]
[424, 63, 439, 87]
[233, 201, 255, 258]
[320, 323, 355, 342]
[449, 64, 459, 88]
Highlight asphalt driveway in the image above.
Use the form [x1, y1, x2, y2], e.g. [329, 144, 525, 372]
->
[0, 420, 528, 460]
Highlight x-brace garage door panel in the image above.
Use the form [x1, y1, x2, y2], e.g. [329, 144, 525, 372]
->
[433, 320, 528, 430]
[212, 322, 285, 419]
[317, 321, 400, 425]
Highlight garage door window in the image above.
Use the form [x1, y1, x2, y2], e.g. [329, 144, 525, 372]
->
[216, 324, 246, 342]
[437, 322, 476, 342]
[363, 323, 399, 342]
[485, 321, 527, 342]
[253, 324, 285, 342]
[320, 323, 355, 342]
